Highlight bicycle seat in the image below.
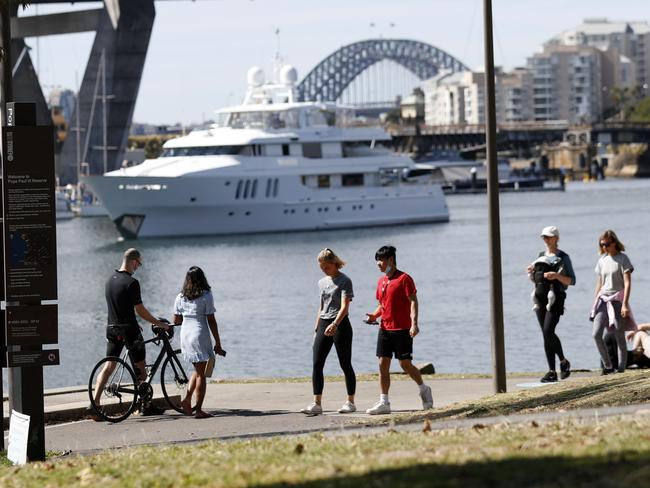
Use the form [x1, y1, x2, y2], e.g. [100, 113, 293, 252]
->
[151, 317, 174, 340]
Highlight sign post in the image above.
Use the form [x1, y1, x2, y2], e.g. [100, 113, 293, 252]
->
[2, 102, 59, 462]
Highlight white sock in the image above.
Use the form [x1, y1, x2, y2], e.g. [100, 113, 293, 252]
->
[418, 383, 428, 393]
[380, 393, 389, 404]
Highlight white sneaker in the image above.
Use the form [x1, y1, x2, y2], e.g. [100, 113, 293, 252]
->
[337, 401, 357, 413]
[366, 401, 391, 415]
[420, 385, 433, 410]
[300, 403, 322, 415]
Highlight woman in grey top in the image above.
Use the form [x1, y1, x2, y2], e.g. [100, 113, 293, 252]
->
[300, 248, 356, 415]
[173, 266, 225, 418]
[591, 230, 634, 374]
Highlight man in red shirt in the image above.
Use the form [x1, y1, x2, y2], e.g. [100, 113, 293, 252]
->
[365, 245, 433, 414]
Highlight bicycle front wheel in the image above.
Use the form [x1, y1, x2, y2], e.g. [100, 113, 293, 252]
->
[161, 354, 190, 413]
[88, 356, 138, 422]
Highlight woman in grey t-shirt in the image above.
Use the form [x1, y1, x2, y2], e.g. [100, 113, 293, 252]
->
[300, 248, 356, 416]
[591, 229, 634, 374]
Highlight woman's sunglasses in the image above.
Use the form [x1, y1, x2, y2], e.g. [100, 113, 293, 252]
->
[600, 241, 613, 248]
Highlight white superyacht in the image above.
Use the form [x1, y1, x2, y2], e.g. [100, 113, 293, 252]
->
[83, 66, 449, 238]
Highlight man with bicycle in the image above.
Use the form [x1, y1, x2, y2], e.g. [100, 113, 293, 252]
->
[87, 248, 169, 419]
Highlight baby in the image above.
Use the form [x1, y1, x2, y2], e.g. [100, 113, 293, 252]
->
[529, 255, 564, 311]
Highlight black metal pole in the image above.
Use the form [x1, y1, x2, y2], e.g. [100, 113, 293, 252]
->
[0, 1, 15, 451]
[483, 0, 506, 393]
[0, 2, 13, 110]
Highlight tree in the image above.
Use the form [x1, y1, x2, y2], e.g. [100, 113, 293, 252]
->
[629, 96, 650, 123]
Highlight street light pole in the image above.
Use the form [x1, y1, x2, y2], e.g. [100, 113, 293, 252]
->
[482, 0, 507, 393]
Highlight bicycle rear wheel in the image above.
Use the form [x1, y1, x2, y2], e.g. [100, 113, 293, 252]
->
[161, 353, 190, 413]
[88, 356, 138, 422]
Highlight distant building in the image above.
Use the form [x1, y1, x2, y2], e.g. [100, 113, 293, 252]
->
[547, 17, 650, 88]
[399, 88, 425, 122]
[527, 44, 604, 124]
[423, 70, 487, 125]
[48, 87, 76, 123]
[498, 68, 534, 123]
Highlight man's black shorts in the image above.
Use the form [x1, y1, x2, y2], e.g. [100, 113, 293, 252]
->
[106, 324, 145, 363]
[376, 328, 413, 360]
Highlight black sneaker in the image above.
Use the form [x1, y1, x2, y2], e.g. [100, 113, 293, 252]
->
[83, 405, 104, 422]
[140, 403, 166, 416]
[560, 359, 571, 380]
[601, 367, 615, 376]
[540, 371, 558, 383]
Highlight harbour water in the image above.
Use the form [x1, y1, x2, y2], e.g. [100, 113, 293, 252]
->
[46, 178, 650, 388]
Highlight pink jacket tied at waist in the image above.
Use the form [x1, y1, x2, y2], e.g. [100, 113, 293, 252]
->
[590, 290, 637, 332]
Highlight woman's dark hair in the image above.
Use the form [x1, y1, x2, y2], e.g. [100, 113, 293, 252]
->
[181, 266, 211, 300]
[375, 245, 397, 262]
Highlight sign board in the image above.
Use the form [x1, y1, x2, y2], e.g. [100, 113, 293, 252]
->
[5, 304, 57, 345]
[7, 410, 30, 465]
[1, 126, 57, 302]
[7, 349, 59, 367]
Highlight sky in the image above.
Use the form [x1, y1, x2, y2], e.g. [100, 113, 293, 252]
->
[19, 0, 650, 125]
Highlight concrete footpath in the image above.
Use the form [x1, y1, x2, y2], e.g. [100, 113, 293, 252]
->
[0, 373, 608, 455]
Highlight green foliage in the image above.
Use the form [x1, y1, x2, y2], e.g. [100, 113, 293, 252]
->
[629, 96, 650, 123]
[144, 137, 163, 159]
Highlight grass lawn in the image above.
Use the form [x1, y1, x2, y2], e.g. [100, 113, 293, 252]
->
[355, 369, 650, 426]
[1, 416, 650, 487]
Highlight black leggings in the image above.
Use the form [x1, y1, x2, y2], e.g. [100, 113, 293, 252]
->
[312, 316, 356, 396]
[534, 293, 566, 370]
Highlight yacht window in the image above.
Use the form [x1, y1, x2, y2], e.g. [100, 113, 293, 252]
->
[243, 180, 251, 199]
[265, 178, 272, 197]
[226, 110, 300, 130]
[317, 175, 330, 188]
[273, 178, 279, 197]
[282, 144, 290, 156]
[302, 143, 322, 159]
[342, 173, 364, 187]
[235, 180, 243, 199]
[304, 109, 335, 128]
[160, 145, 248, 157]
[251, 179, 258, 198]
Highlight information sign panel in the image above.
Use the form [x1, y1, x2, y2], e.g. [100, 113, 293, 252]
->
[5, 304, 57, 345]
[1, 126, 57, 301]
[7, 349, 60, 367]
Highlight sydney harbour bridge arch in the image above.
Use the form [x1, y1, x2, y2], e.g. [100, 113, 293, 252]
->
[297, 39, 468, 103]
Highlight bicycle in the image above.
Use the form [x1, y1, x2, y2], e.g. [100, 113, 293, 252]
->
[88, 323, 192, 422]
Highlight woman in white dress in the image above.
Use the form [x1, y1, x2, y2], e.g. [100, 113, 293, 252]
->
[173, 266, 225, 418]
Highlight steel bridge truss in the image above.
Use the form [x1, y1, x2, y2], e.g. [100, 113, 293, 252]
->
[297, 38, 468, 102]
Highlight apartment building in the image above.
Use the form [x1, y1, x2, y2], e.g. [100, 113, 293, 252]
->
[423, 70, 487, 125]
[527, 44, 603, 123]
[547, 18, 650, 88]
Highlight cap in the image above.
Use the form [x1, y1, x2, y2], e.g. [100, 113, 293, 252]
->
[540, 226, 559, 237]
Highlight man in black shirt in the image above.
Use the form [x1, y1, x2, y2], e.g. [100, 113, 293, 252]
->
[89, 248, 168, 418]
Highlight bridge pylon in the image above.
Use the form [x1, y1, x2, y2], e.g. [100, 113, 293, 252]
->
[10, 1, 155, 183]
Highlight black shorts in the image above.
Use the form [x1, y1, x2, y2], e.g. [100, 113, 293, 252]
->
[106, 324, 145, 363]
[376, 328, 413, 360]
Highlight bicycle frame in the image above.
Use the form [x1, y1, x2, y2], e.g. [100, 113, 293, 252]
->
[144, 331, 190, 386]
[116, 330, 190, 393]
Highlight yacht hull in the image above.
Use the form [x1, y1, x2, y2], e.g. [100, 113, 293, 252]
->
[83, 175, 449, 238]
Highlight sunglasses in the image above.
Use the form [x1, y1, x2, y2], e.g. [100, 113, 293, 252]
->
[600, 241, 613, 248]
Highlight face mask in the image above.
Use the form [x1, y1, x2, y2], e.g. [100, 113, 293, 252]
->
[385, 264, 393, 275]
